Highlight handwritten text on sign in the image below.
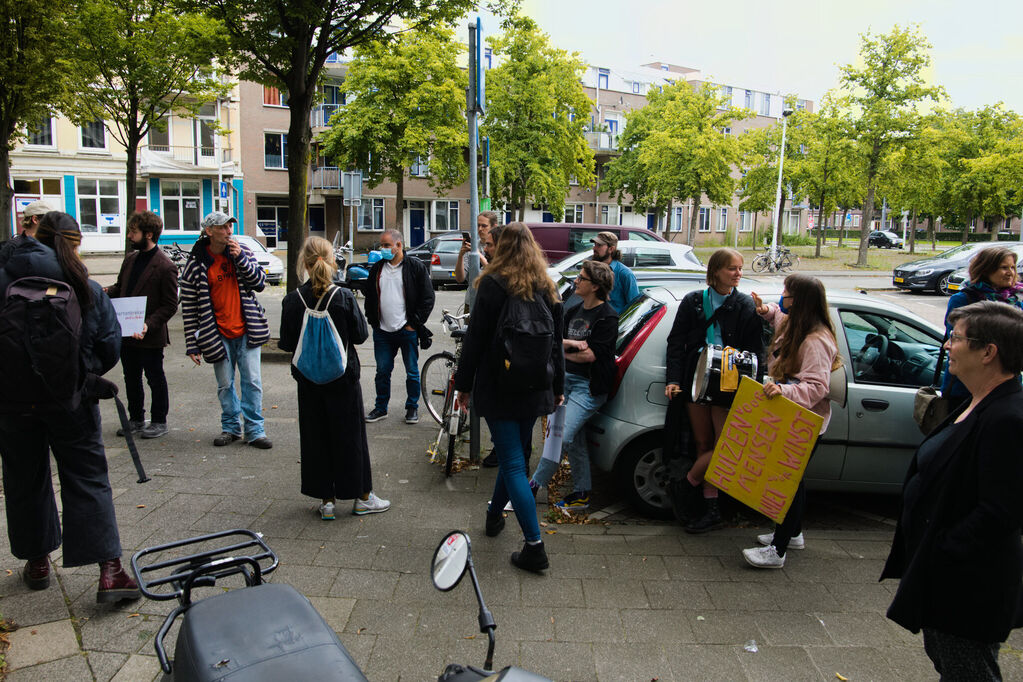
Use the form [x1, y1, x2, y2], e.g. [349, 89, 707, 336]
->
[704, 376, 823, 524]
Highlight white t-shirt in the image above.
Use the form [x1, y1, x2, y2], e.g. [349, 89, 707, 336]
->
[379, 261, 407, 332]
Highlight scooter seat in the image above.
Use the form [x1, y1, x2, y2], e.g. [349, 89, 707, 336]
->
[173, 583, 367, 681]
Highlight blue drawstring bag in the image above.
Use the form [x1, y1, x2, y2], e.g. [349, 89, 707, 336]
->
[292, 286, 346, 384]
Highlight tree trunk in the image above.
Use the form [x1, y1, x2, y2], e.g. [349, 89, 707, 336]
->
[751, 212, 758, 248]
[814, 192, 826, 258]
[687, 195, 699, 247]
[856, 185, 876, 267]
[928, 216, 936, 251]
[908, 208, 917, 254]
[286, 88, 314, 294]
[124, 139, 139, 253]
[394, 174, 405, 240]
[838, 208, 847, 248]
[0, 143, 13, 242]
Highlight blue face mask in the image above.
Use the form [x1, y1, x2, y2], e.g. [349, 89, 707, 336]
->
[778, 295, 789, 314]
[379, 247, 394, 261]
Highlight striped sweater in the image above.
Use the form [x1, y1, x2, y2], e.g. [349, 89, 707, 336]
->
[180, 237, 269, 362]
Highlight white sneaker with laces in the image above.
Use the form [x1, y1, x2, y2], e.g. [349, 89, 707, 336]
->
[353, 492, 391, 515]
[743, 544, 786, 569]
[757, 532, 804, 550]
[319, 501, 336, 520]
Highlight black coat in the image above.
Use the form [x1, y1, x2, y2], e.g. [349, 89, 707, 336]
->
[106, 247, 178, 349]
[279, 283, 369, 385]
[454, 275, 565, 420]
[664, 288, 765, 399]
[880, 378, 1023, 643]
[362, 255, 435, 347]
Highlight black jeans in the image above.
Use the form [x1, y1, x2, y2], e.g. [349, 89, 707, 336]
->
[772, 440, 819, 556]
[0, 404, 122, 567]
[121, 345, 168, 423]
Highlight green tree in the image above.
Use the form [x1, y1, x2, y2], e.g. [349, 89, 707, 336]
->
[67, 0, 227, 238]
[605, 82, 750, 245]
[0, 0, 76, 240]
[951, 106, 1022, 241]
[320, 25, 467, 234]
[483, 15, 594, 221]
[198, 0, 478, 291]
[838, 24, 943, 266]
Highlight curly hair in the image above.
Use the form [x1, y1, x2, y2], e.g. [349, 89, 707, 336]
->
[477, 222, 559, 302]
[299, 236, 337, 298]
[769, 274, 839, 381]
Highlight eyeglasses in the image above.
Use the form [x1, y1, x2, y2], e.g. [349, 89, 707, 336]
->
[576, 274, 592, 283]
[948, 332, 980, 344]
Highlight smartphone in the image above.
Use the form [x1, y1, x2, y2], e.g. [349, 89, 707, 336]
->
[461, 231, 471, 243]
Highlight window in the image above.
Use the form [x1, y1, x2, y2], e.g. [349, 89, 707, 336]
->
[410, 155, 429, 177]
[263, 86, 288, 107]
[81, 120, 106, 149]
[149, 117, 170, 151]
[257, 196, 289, 246]
[161, 180, 201, 232]
[761, 93, 771, 116]
[698, 207, 710, 232]
[718, 207, 728, 232]
[569, 228, 609, 254]
[633, 248, 672, 267]
[606, 117, 619, 134]
[839, 310, 941, 387]
[718, 86, 733, 109]
[673, 206, 684, 231]
[722, 127, 731, 136]
[744, 90, 753, 108]
[484, 48, 492, 69]
[26, 116, 54, 147]
[564, 204, 584, 223]
[852, 215, 861, 227]
[597, 68, 609, 89]
[632, 82, 640, 94]
[796, 99, 807, 111]
[358, 197, 385, 231]
[739, 210, 753, 232]
[433, 200, 458, 231]
[196, 104, 215, 158]
[14, 177, 61, 195]
[600, 204, 619, 225]
[77, 178, 120, 234]
[264, 132, 287, 169]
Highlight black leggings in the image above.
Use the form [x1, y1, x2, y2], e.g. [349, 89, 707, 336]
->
[772, 440, 819, 556]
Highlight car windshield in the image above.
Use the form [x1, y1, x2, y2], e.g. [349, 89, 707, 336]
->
[615, 295, 664, 355]
[929, 243, 986, 260]
[237, 237, 268, 253]
[550, 252, 588, 271]
[436, 240, 463, 253]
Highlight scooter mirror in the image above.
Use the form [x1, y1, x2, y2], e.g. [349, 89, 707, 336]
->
[332, 231, 341, 249]
[431, 531, 471, 591]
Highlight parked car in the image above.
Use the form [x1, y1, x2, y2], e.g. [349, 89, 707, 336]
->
[586, 283, 946, 518]
[554, 264, 711, 305]
[236, 234, 284, 285]
[868, 230, 904, 249]
[893, 242, 1023, 295]
[526, 222, 666, 263]
[404, 233, 465, 287]
[547, 240, 702, 282]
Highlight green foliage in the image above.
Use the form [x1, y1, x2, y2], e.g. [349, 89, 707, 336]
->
[483, 15, 595, 221]
[322, 26, 467, 197]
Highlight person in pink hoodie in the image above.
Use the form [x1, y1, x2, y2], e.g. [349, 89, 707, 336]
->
[743, 274, 840, 569]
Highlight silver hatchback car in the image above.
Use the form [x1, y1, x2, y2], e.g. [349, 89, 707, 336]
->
[589, 284, 945, 518]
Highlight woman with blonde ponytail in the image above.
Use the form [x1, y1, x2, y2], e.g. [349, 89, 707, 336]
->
[279, 237, 389, 519]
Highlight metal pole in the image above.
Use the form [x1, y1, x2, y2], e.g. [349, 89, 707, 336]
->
[770, 112, 790, 261]
[467, 21, 481, 463]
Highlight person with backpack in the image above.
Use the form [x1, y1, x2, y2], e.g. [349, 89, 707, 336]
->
[454, 222, 565, 573]
[0, 211, 139, 603]
[278, 237, 390, 519]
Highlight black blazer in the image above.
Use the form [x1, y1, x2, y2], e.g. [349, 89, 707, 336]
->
[454, 275, 565, 420]
[880, 378, 1023, 643]
[107, 247, 179, 349]
[279, 283, 369, 385]
[664, 288, 765, 397]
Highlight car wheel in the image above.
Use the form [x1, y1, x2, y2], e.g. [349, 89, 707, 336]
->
[613, 434, 675, 520]
[937, 272, 953, 296]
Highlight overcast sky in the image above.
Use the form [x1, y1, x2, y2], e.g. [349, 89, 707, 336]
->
[479, 0, 1022, 113]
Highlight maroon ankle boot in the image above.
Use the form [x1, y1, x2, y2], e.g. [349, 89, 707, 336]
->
[22, 556, 50, 591]
[96, 558, 140, 604]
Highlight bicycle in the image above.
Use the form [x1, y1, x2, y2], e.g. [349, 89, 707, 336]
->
[751, 246, 798, 273]
[421, 310, 471, 476]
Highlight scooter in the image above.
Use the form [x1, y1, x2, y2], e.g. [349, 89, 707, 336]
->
[331, 233, 369, 290]
[130, 529, 549, 681]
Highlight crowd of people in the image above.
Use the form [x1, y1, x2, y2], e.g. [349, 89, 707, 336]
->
[0, 207, 1019, 677]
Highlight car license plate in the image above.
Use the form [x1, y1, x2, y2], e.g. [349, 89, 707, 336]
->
[264, 267, 270, 274]
[450, 271, 456, 277]
[893, 276, 904, 283]
[948, 283, 961, 291]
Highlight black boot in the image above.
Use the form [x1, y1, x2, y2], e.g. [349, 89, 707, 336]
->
[485, 510, 505, 537]
[670, 477, 703, 524]
[684, 498, 724, 534]
[511, 541, 549, 573]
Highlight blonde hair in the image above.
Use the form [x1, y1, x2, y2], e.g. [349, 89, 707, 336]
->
[299, 236, 336, 298]
[706, 248, 743, 287]
[477, 222, 559, 302]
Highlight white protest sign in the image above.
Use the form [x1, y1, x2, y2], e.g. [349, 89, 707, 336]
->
[110, 296, 147, 337]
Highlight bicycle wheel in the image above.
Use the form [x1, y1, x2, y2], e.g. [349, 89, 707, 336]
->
[779, 254, 796, 272]
[421, 351, 456, 425]
[751, 254, 771, 273]
[443, 391, 460, 477]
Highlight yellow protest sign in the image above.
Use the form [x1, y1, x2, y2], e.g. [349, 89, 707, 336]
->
[704, 376, 824, 523]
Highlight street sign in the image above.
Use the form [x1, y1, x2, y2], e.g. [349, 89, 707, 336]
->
[807, 215, 814, 230]
[475, 17, 486, 114]
[219, 181, 228, 199]
[343, 171, 363, 206]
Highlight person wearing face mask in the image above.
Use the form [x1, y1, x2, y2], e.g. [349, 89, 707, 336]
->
[664, 248, 765, 533]
[362, 229, 435, 424]
[105, 211, 178, 439]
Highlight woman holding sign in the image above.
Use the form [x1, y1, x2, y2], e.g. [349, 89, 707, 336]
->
[665, 248, 765, 534]
[742, 274, 839, 568]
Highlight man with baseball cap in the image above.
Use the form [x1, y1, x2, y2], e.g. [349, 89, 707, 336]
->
[179, 211, 272, 448]
[590, 231, 639, 313]
[1, 200, 53, 264]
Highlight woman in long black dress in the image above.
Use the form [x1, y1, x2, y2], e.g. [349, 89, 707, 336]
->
[279, 237, 390, 519]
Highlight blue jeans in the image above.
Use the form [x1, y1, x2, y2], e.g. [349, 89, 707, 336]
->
[486, 418, 541, 543]
[373, 328, 420, 412]
[531, 373, 607, 493]
[213, 334, 265, 441]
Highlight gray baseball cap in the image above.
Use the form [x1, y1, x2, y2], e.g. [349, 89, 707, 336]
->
[22, 200, 54, 217]
[200, 211, 237, 230]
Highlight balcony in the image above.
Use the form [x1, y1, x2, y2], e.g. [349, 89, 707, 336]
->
[311, 104, 342, 129]
[311, 166, 341, 190]
[140, 144, 232, 172]
[585, 131, 620, 152]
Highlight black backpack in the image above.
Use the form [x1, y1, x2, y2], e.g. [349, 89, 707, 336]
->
[495, 290, 555, 393]
[0, 276, 84, 413]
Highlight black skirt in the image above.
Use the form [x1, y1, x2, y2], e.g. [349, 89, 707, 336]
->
[296, 377, 373, 500]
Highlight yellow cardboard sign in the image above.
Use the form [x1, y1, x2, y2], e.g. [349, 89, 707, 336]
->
[704, 376, 824, 524]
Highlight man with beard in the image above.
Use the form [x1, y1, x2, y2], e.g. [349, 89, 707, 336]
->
[106, 211, 179, 438]
[590, 231, 639, 314]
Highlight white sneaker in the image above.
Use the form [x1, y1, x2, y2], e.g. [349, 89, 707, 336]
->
[353, 492, 390, 515]
[319, 501, 336, 520]
[743, 545, 786, 569]
[757, 532, 804, 550]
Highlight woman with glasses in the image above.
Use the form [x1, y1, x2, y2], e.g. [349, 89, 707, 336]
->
[665, 248, 765, 533]
[882, 301, 1023, 680]
[941, 246, 1023, 405]
[528, 260, 618, 512]
[742, 274, 839, 568]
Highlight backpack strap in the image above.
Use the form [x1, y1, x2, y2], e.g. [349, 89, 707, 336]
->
[318, 285, 341, 312]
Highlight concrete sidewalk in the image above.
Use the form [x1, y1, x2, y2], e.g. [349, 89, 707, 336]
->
[0, 281, 1019, 681]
